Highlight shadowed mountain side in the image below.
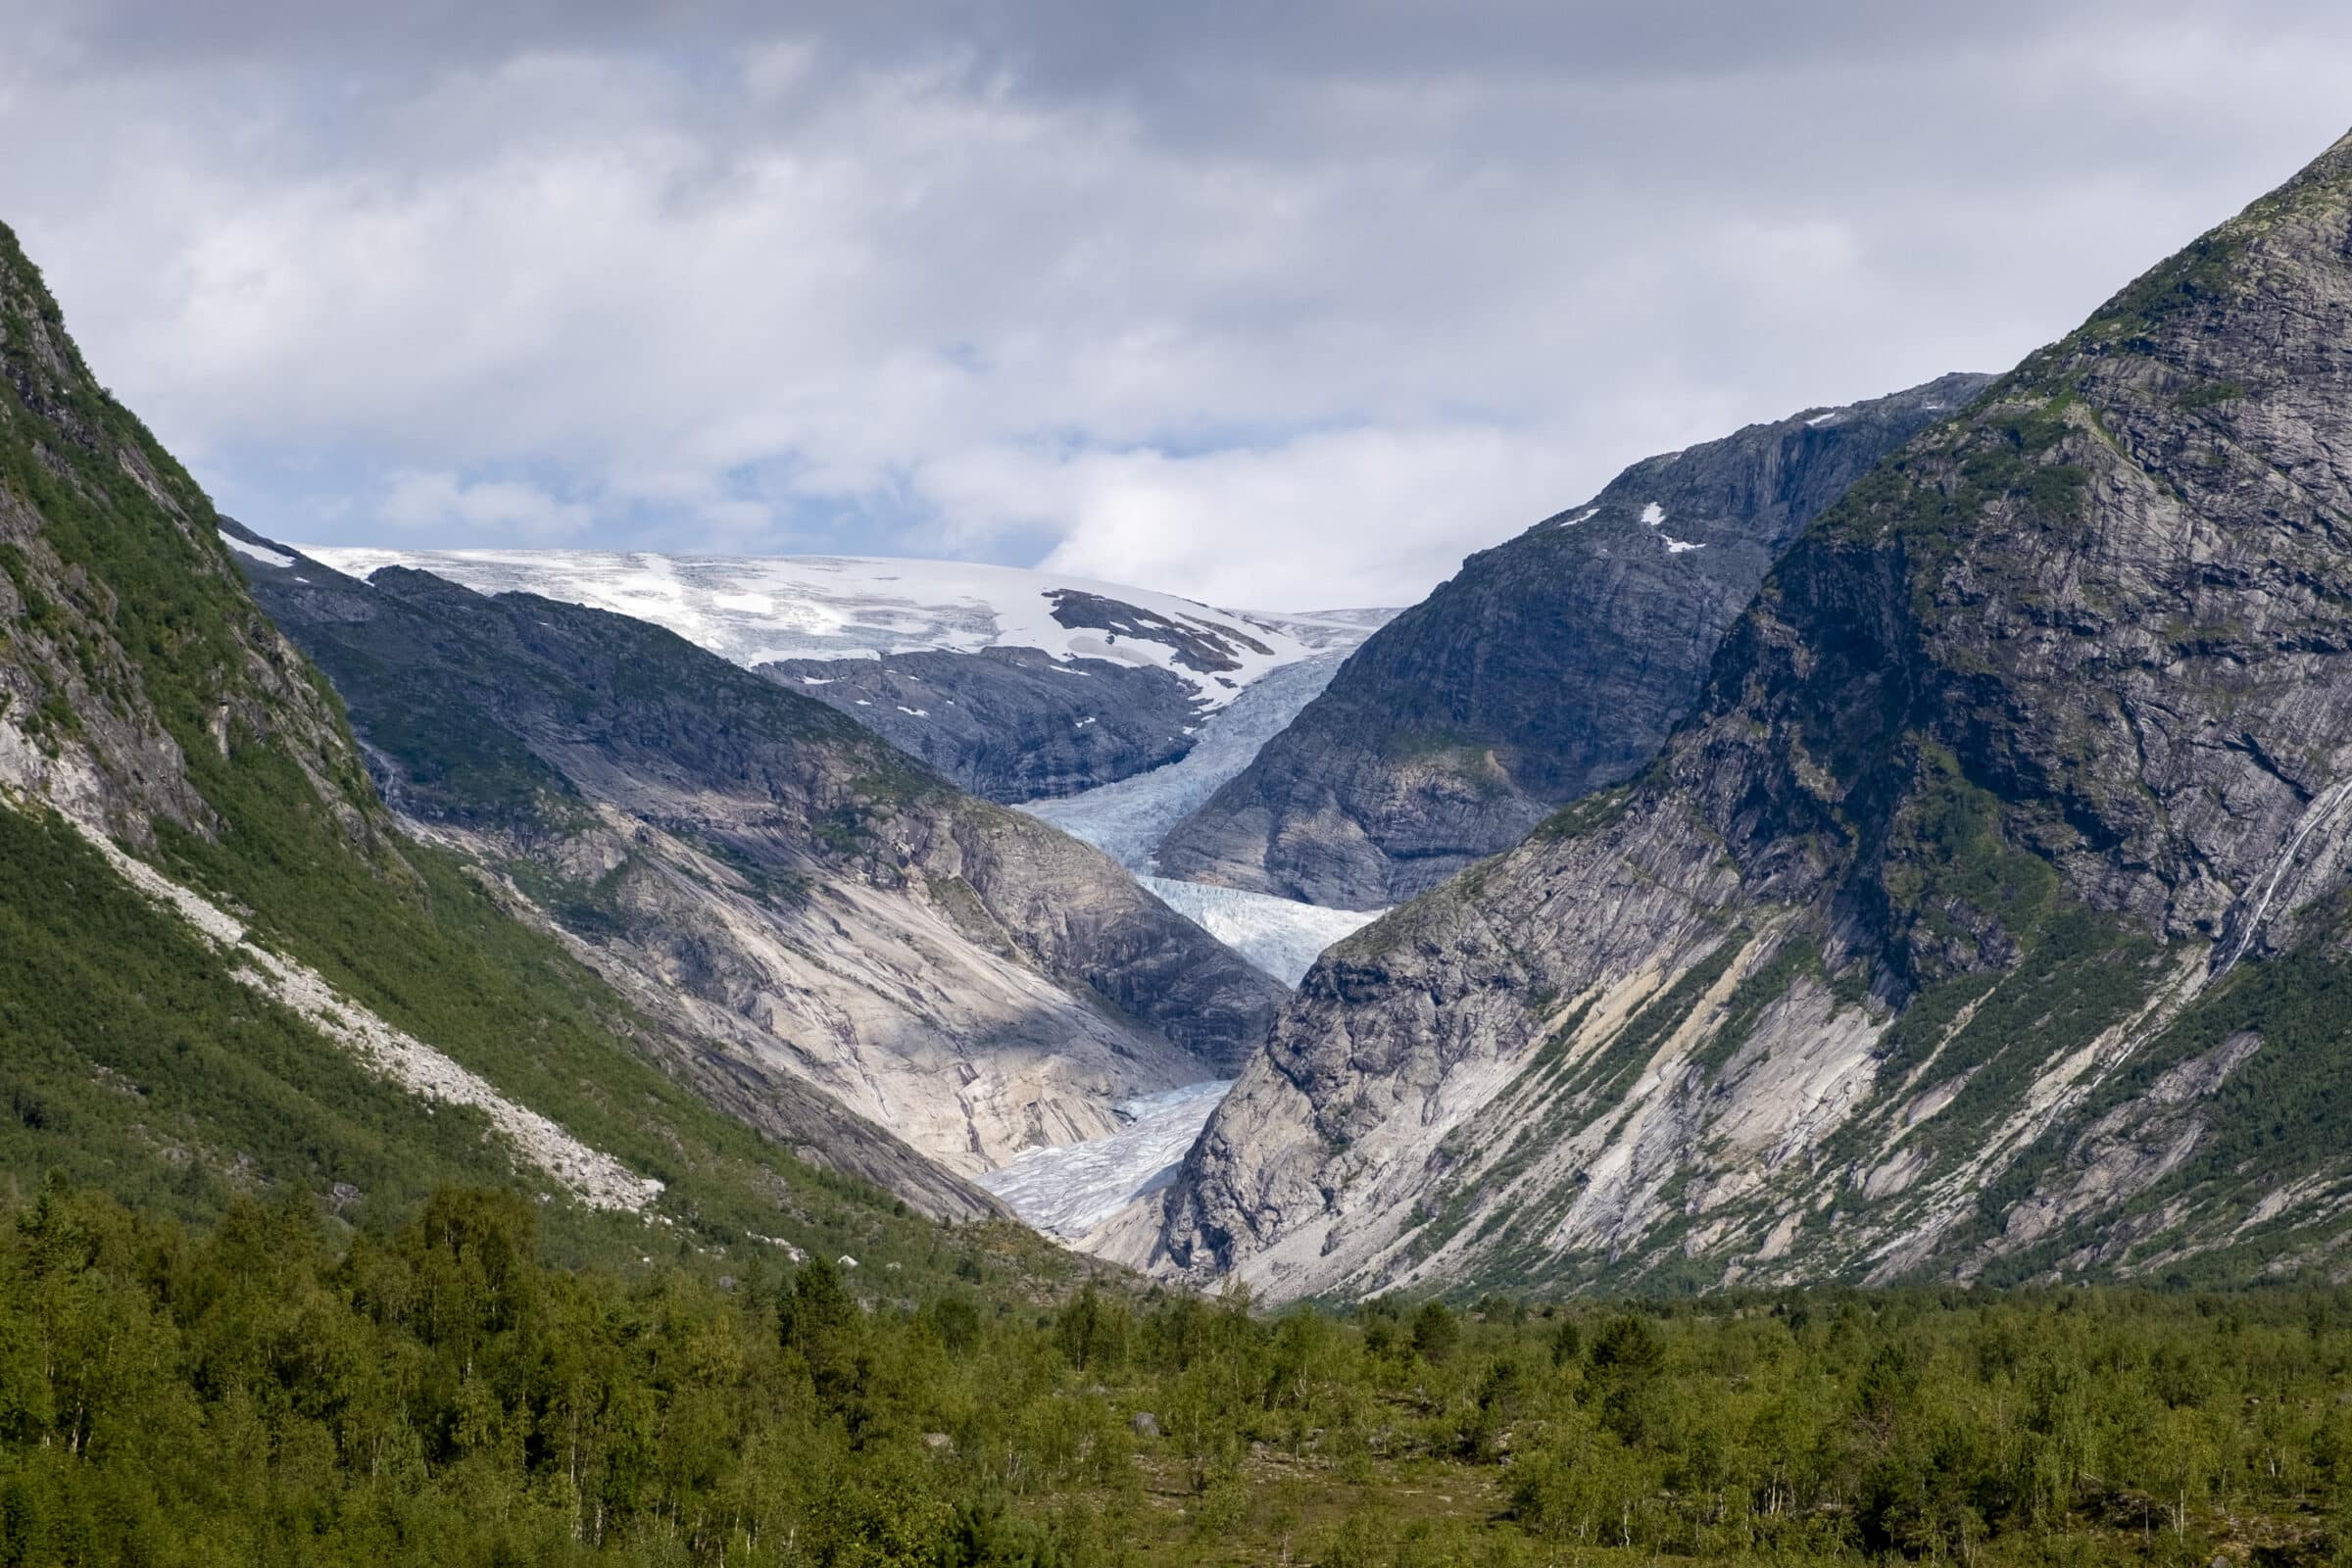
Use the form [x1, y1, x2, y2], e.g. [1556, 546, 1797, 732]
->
[228, 530, 1287, 1180]
[1157, 373, 1992, 907]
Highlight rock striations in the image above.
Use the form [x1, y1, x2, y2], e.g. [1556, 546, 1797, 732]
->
[1156, 374, 1990, 908]
[1156, 128, 2352, 1300]
[231, 539, 1286, 1181]
[0, 220, 997, 1243]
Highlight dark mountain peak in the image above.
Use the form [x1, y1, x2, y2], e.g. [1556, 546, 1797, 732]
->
[1155, 372, 1988, 907]
[1160, 128, 2352, 1300]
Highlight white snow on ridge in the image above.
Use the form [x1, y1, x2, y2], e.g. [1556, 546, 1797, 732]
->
[1662, 535, 1706, 554]
[1140, 876, 1385, 987]
[1640, 503, 1665, 525]
[220, 530, 294, 569]
[1805, 411, 1840, 426]
[977, 1080, 1233, 1239]
[298, 548, 1363, 712]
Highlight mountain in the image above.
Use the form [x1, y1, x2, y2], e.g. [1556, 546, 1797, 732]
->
[227, 530, 1285, 1179]
[303, 547, 1385, 802]
[0, 219, 1023, 1263]
[1155, 128, 2352, 1300]
[1155, 373, 1993, 907]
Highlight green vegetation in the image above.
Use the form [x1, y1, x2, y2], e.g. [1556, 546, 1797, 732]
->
[1530, 783, 1633, 844]
[15, 1183, 2352, 1565]
[0, 221, 1016, 1285]
[1975, 920, 2352, 1287]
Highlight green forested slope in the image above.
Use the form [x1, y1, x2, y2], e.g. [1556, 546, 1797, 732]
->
[0, 223, 1028, 1284]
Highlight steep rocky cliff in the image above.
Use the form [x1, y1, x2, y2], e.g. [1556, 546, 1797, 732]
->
[0, 220, 1005, 1249]
[1156, 374, 1990, 907]
[231, 536, 1286, 1176]
[1155, 127, 2352, 1300]
[760, 646, 1203, 802]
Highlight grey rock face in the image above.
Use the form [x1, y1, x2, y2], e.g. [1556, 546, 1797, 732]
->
[234, 543, 1287, 1192]
[0, 255, 380, 860]
[1161, 129, 2352, 1301]
[760, 647, 1201, 802]
[1156, 373, 1992, 908]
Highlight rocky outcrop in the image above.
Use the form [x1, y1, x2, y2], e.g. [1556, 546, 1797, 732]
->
[0, 221, 965, 1243]
[759, 648, 1201, 802]
[297, 547, 1382, 803]
[1160, 127, 2352, 1300]
[233, 540, 1286, 1179]
[0, 230, 384, 859]
[1156, 374, 1991, 907]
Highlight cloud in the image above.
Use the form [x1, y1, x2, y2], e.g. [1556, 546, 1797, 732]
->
[922, 424, 1597, 609]
[1, 3, 2349, 606]
[378, 470, 591, 542]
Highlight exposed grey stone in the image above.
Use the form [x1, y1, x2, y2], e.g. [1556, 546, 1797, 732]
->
[1157, 373, 1991, 908]
[1158, 128, 2352, 1303]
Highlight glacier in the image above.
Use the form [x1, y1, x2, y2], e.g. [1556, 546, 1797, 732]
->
[1138, 878, 1384, 988]
[1017, 648, 1387, 984]
[975, 1080, 1235, 1240]
[1018, 651, 1352, 872]
[298, 548, 1370, 713]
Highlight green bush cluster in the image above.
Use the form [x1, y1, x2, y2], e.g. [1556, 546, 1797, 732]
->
[12, 1183, 2352, 1566]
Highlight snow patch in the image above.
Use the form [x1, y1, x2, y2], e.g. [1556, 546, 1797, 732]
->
[220, 531, 294, 569]
[1662, 535, 1706, 554]
[1805, 411, 1840, 427]
[1640, 503, 1665, 526]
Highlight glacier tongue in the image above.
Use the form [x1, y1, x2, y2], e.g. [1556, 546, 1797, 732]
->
[1139, 877, 1383, 987]
[1016, 647, 1385, 985]
[1019, 652, 1350, 871]
[976, 1080, 1234, 1239]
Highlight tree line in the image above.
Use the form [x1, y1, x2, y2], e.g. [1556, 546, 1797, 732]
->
[6, 1179, 2352, 1565]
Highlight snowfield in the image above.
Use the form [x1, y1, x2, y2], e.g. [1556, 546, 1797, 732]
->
[975, 1080, 1233, 1239]
[300, 549, 1369, 712]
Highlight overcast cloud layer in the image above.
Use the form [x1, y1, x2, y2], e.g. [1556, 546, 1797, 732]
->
[4, 2, 2350, 609]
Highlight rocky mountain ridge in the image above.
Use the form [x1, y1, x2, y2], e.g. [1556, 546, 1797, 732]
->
[304, 546, 1385, 803]
[0, 218, 1005, 1260]
[1152, 127, 2352, 1301]
[231, 532, 1285, 1180]
[1156, 373, 1992, 908]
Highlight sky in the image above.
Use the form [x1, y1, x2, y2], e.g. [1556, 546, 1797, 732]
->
[3, 3, 2350, 611]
